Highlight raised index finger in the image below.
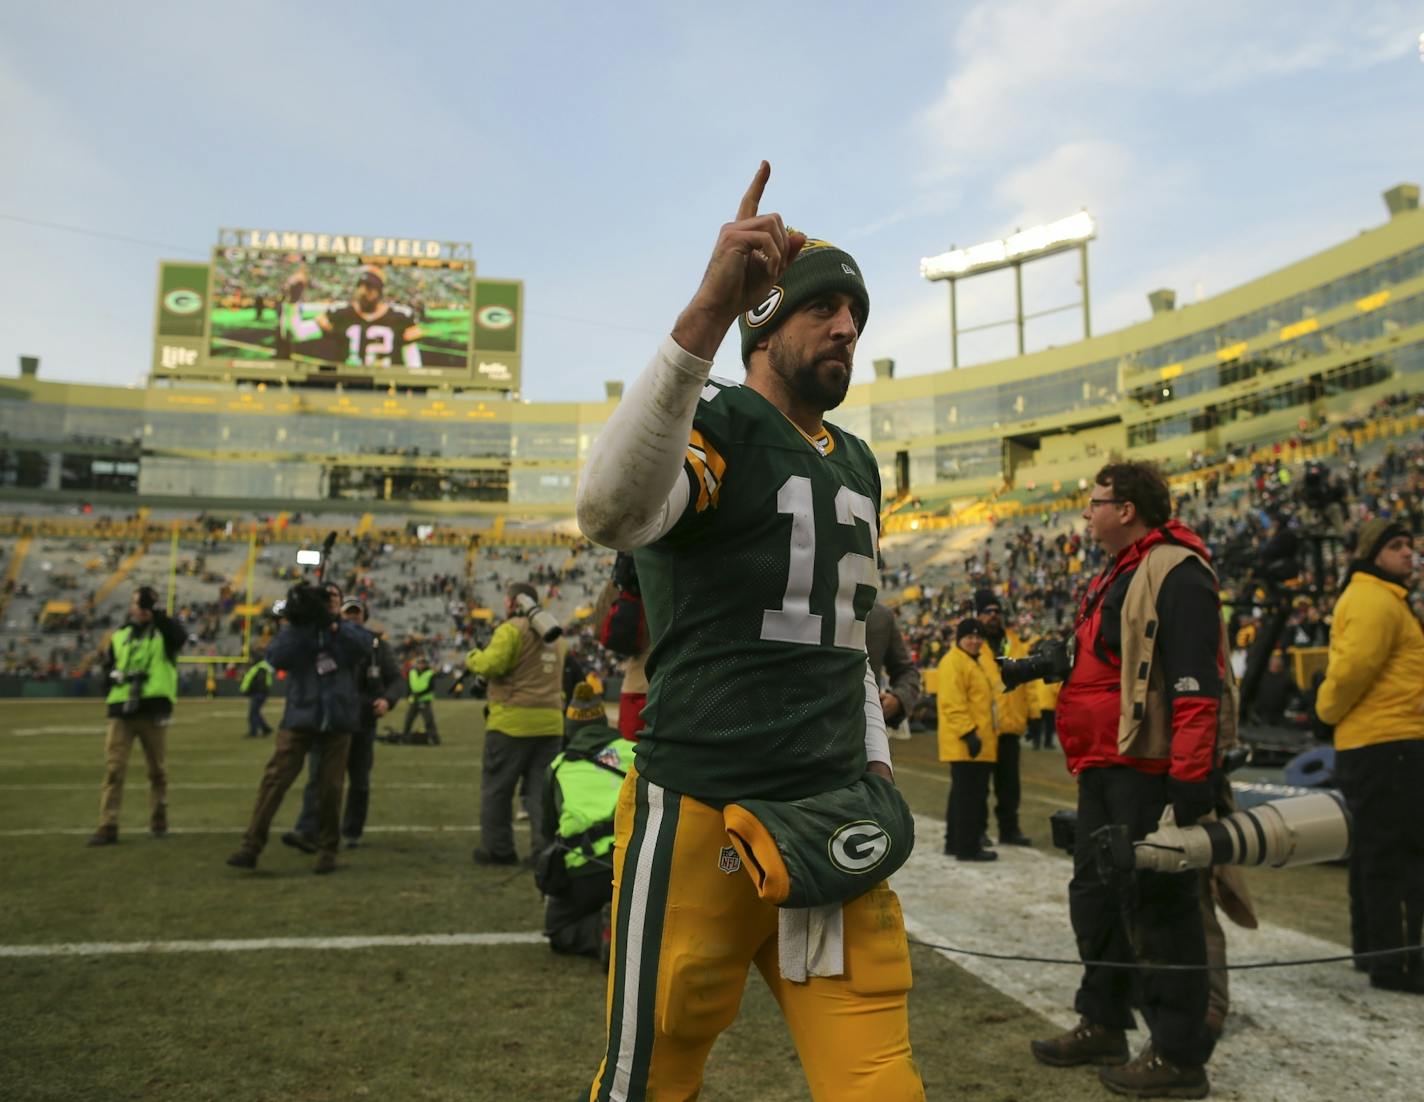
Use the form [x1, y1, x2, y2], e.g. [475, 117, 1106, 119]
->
[736, 161, 771, 223]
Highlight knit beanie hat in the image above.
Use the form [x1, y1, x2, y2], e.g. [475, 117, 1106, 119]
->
[565, 681, 605, 736]
[738, 236, 870, 364]
[1352, 517, 1410, 564]
[956, 617, 986, 642]
[973, 588, 1002, 615]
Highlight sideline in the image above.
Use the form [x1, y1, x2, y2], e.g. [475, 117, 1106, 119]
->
[895, 814, 1424, 1102]
[0, 931, 545, 959]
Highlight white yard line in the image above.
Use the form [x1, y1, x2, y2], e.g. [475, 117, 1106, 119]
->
[895, 814, 1424, 1102]
[0, 824, 483, 837]
[0, 932, 545, 958]
[0, 782, 476, 791]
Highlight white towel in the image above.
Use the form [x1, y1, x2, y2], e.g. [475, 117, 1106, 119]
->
[777, 903, 845, 982]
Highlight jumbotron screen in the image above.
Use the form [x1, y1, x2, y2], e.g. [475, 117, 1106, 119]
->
[207, 245, 474, 377]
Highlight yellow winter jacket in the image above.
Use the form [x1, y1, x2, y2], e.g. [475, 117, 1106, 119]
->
[978, 630, 1039, 736]
[1317, 570, 1424, 750]
[937, 645, 998, 764]
[1036, 677, 1062, 712]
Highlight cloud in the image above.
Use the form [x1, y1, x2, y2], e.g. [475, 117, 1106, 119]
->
[913, 0, 1420, 175]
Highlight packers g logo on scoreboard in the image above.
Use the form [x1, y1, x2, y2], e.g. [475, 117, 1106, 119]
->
[163, 289, 203, 315]
[477, 304, 515, 330]
[827, 820, 891, 874]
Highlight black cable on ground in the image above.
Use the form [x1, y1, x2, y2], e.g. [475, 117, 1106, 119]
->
[908, 937, 1417, 971]
[488, 845, 1421, 972]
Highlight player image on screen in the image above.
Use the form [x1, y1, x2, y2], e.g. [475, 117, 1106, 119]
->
[208, 246, 474, 373]
[288, 266, 424, 368]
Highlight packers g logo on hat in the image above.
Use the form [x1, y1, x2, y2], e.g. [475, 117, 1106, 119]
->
[827, 820, 891, 874]
[745, 286, 784, 328]
[737, 233, 869, 364]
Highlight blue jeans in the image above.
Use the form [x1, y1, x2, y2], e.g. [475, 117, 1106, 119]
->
[247, 694, 272, 736]
[295, 728, 375, 841]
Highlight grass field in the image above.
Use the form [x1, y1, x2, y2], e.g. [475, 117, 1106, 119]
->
[1, 699, 1356, 1101]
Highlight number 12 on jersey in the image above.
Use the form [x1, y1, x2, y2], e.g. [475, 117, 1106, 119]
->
[760, 475, 879, 651]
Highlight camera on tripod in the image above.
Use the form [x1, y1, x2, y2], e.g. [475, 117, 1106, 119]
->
[514, 593, 563, 643]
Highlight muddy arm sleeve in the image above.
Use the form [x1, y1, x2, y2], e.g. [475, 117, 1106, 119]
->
[575, 336, 709, 550]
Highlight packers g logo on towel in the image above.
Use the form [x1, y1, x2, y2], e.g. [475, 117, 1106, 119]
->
[827, 821, 890, 874]
[745, 286, 783, 328]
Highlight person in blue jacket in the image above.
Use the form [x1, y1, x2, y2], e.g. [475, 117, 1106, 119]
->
[226, 580, 372, 874]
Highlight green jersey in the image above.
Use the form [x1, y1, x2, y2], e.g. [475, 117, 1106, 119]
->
[633, 378, 881, 804]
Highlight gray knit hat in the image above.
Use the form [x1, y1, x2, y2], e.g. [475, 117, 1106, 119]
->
[1353, 517, 1410, 563]
[738, 236, 869, 364]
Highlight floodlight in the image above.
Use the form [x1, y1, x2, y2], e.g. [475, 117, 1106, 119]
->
[921, 210, 1097, 281]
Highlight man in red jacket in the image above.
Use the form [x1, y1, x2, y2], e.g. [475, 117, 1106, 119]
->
[1031, 462, 1222, 1100]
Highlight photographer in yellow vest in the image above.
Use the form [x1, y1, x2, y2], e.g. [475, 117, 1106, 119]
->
[402, 655, 440, 745]
[467, 581, 568, 866]
[88, 586, 186, 846]
[537, 682, 633, 965]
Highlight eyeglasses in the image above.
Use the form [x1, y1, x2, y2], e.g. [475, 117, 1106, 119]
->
[1086, 498, 1127, 508]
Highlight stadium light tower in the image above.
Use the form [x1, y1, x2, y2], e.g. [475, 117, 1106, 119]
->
[920, 211, 1096, 368]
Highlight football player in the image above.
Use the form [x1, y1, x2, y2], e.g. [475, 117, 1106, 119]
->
[576, 163, 923, 1101]
[286, 265, 423, 368]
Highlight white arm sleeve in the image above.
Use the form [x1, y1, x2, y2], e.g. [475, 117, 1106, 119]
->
[863, 660, 891, 773]
[575, 336, 712, 550]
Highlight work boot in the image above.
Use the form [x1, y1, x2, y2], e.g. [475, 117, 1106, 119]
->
[1098, 1042, 1208, 1099]
[1000, 829, 1033, 846]
[313, 853, 338, 875]
[281, 830, 317, 855]
[150, 805, 168, 840]
[1370, 970, 1424, 995]
[472, 847, 519, 866]
[1030, 1018, 1129, 1068]
[226, 849, 258, 870]
[957, 849, 998, 862]
[86, 824, 118, 847]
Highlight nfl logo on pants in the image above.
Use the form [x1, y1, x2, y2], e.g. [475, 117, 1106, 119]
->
[718, 845, 742, 874]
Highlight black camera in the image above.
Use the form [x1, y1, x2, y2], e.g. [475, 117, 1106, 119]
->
[280, 582, 334, 629]
[997, 637, 1072, 690]
[611, 551, 641, 597]
[121, 671, 147, 716]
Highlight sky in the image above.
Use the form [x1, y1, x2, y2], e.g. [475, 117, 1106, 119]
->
[1, 2, 1421, 403]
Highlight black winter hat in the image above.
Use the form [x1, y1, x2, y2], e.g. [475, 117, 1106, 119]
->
[956, 618, 986, 642]
[737, 236, 869, 364]
[973, 589, 1002, 614]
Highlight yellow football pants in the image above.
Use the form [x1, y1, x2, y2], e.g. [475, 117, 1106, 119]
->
[589, 769, 924, 1101]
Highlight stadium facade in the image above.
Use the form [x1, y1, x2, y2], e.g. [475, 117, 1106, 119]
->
[2, 187, 1420, 515]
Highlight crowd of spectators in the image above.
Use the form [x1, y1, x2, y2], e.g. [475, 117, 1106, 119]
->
[0, 521, 622, 699]
[3, 392, 1422, 705]
[885, 396, 1424, 718]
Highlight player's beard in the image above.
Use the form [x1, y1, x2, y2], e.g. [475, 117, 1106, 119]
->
[767, 334, 853, 412]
